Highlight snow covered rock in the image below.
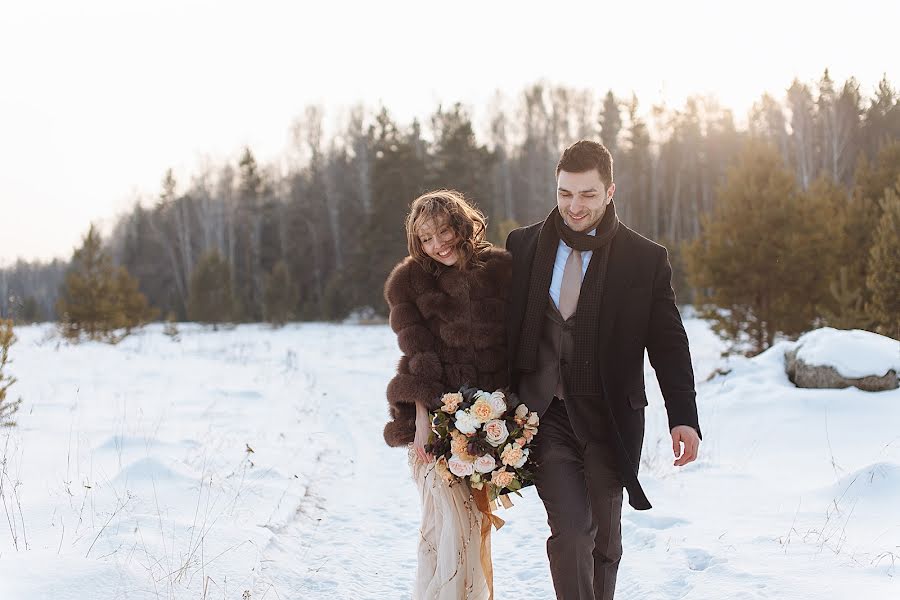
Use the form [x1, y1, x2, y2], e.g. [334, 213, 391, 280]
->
[785, 328, 899, 391]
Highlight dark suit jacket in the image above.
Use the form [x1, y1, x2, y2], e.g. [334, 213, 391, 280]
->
[506, 220, 701, 510]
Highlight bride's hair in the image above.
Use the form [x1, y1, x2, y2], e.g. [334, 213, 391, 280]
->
[405, 189, 493, 275]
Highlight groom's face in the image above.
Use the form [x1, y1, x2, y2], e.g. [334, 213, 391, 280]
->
[557, 169, 615, 232]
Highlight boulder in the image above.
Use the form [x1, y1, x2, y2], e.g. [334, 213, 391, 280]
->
[785, 348, 898, 391]
[784, 328, 899, 392]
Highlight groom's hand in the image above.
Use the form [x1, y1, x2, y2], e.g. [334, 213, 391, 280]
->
[671, 426, 700, 467]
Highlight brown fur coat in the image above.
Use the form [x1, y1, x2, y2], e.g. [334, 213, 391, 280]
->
[383, 247, 512, 447]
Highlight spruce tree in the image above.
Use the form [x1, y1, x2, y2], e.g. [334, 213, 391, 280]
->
[599, 90, 622, 157]
[685, 142, 833, 353]
[57, 225, 155, 342]
[263, 260, 297, 327]
[866, 180, 900, 337]
[0, 319, 23, 428]
[111, 266, 159, 334]
[233, 147, 264, 322]
[188, 251, 234, 329]
[818, 267, 870, 330]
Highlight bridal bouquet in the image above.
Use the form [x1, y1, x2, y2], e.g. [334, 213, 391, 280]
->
[424, 385, 539, 503]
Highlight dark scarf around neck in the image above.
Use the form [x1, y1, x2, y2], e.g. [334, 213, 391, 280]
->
[515, 200, 620, 396]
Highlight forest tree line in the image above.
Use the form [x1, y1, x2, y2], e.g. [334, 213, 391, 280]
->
[2, 70, 898, 349]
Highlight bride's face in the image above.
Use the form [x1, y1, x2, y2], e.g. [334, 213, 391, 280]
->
[417, 215, 460, 267]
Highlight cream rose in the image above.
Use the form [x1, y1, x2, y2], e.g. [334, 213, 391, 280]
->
[488, 393, 507, 419]
[470, 398, 495, 423]
[448, 455, 475, 477]
[484, 419, 510, 447]
[474, 454, 497, 473]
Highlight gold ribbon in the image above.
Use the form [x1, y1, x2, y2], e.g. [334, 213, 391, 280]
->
[471, 486, 508, 600]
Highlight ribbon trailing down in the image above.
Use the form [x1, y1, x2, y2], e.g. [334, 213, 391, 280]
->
[471, 486, 509, 600]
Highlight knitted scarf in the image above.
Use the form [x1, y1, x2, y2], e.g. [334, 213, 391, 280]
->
[515, 201, 620, 396]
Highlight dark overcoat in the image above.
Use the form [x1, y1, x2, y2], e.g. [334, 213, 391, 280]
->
[506, 221, 701, 510]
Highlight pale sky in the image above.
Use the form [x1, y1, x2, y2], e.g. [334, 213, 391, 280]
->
[1, 0, 897, 264]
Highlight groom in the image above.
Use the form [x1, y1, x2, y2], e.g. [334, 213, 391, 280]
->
[506, 140, 702, 600]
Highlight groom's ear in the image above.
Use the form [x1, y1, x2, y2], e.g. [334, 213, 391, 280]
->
[607, 182, 616, 201]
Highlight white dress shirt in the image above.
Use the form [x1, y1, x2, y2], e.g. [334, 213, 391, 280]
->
[549, 227, 596, 310]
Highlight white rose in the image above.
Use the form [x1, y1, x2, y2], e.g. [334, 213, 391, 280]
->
[454, 409, 480, 435]
[515, 404, 529, 419]
[484, 419, 510, 447]
[488, 392, 507, 418]
[448, 455, 475, 477]
[474, 454, 497, 473]
[473, 390, 492, 403]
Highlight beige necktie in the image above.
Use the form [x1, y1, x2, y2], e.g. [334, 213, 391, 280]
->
[558, 249, 582, 320]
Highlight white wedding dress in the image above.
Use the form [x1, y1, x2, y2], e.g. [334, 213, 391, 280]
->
[408, 444, 490, 600]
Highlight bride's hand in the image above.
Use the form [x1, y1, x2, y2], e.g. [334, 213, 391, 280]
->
[414, 411, 434, 464]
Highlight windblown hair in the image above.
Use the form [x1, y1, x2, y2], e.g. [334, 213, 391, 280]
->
[556, 139, 614, 188]
[405, 189, 493, 275]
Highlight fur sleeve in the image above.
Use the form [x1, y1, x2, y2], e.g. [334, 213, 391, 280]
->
[383, 259, 444, 410]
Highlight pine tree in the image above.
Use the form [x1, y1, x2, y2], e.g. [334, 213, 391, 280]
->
[862, 75, 900, 159]
[0, 319, 23, 427]
[599, 90, 622, 157]
[359, 108, 427, 314]
[866, 180, 900, 337]
[111, 266, 158, 334]
[685, 142, 833, 353]
[818, 267, 870, 330]
[263, 260, 297, 327]
[841, 141, 900, 314]
[428, 103, 493, 214]
[188, 251, 234, 329]
[57, 225, 155, 342]
[233, 147, 264, 322]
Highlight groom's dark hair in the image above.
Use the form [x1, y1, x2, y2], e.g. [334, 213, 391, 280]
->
[556, 140, 614, 189]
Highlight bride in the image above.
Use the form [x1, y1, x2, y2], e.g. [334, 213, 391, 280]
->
[382, 189, 512, 599]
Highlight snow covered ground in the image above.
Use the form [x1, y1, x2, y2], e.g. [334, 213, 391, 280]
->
[0, 319, 898, 599]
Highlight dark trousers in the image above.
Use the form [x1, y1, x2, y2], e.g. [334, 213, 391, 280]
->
[533, 397, 624, 600]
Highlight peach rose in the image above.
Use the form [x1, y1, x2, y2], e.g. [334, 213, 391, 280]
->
[470, 398, 495, 423]
[450, 430, 468, 455]
[440, 392, 464, 413]
[435, 456, 455, 484]
[491, 469, 515, 488]
[501, 443, 529, 468]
